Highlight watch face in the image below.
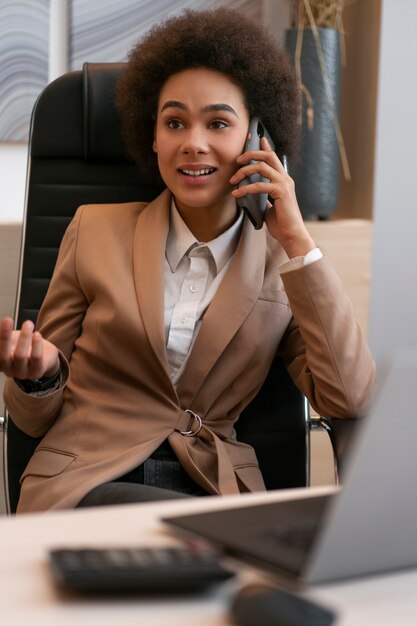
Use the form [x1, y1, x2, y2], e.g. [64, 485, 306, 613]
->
[20, 379, 42, 393]
[20, 370, 60, 393]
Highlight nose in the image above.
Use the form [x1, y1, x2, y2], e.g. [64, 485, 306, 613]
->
[181, 126, 209, 154]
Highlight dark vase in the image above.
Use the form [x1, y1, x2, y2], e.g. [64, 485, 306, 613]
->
[285, 27, 341, 220]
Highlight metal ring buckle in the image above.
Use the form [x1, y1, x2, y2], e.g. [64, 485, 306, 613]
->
[180, 410, 203, 437]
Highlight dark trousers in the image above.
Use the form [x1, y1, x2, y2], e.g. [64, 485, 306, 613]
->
[77, 440, 209, 508]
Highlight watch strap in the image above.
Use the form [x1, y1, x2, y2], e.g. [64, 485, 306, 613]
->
[18, 369, 61, 393]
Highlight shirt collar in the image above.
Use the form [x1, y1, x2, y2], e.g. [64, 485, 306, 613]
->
[166, 199, 244, 274]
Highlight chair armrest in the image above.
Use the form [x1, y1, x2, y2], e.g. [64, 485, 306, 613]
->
[310, 416, 359, 483]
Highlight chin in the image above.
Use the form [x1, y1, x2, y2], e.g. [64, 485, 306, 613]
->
[174, 193, 219, 209]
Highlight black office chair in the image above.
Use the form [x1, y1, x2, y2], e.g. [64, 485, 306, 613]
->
[1, 63, 353, 514]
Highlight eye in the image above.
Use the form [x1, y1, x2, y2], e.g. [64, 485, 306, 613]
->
[166, 119, 184, 129]
[209, 119, 229, 130]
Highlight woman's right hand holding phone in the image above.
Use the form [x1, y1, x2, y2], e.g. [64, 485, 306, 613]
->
[0, 317, 59, 381]
[231, 136, 315, 258]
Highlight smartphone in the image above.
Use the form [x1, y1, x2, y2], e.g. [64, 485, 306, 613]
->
[236, 117, 276, 230]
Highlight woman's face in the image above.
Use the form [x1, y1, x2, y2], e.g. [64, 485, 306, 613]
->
[153, 67, 250, 231]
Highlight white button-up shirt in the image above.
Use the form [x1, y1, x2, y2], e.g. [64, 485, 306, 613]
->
[164, 202, 244, 384]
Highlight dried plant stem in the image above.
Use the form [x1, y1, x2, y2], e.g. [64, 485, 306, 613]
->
[295, 27, 315, 130]
[290, 0, 349, 29]
[301, 84, 314, 130]
[302, 0, 351, 180]
[339, 17, 346, 66]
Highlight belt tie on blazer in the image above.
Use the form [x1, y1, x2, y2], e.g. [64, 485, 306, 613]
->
[175, 409, 240, 495]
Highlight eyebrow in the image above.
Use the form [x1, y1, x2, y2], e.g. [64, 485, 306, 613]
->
[160, 100, 239, 117]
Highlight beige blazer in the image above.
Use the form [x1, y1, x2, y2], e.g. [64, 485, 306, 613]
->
[4, 189, 376, 512]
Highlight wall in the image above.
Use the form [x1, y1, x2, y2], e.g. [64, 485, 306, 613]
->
[0, 143, 27, 223]
[336, 0, 381, 220]
[369, 0, 417, 367]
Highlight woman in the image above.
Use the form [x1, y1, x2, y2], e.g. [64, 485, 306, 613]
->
[0, 8, 376, 512]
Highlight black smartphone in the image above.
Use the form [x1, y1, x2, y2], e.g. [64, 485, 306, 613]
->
[236, 117, 276, 230]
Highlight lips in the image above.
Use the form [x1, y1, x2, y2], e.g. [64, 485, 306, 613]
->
[179, 167, 217, 177]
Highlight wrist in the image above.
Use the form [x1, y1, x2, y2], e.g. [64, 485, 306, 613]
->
[43, 357, 61, 379]
[17, 368, 61, 393]
[280, 231, 316, 259]
[42, 366, 60, 379]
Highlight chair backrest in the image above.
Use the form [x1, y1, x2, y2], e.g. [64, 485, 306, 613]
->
[3, 63, 309, 514]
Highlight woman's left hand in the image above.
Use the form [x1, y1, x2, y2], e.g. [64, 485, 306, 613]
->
[230, 136, 315, 258]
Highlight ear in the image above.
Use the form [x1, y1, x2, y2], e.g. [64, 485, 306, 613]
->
[153, 137, 157, 153]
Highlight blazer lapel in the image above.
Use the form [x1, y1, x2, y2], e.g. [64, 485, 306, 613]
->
[177, 217, 267, 406]
[133, 189, 172, 378]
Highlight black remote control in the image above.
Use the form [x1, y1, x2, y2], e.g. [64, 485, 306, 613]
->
[49, 543, 234, 594]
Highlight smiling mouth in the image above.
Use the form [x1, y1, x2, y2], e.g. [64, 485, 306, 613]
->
[179, 168, 216, 177]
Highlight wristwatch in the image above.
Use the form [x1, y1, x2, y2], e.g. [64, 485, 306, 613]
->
[18, 369, 61, 393]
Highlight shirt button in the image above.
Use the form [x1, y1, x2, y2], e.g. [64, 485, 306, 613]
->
[179, 315, 187, 324]
[189, 285, 198, 293]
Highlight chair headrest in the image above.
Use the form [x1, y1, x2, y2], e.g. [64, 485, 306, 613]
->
[30, 62, 131, 163]
[83, 62, 128, 161]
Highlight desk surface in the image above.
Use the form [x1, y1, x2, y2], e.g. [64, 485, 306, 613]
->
[1, 486, 416, 625]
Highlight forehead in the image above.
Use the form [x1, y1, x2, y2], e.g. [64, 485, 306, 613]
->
[158, 67, 247, 110]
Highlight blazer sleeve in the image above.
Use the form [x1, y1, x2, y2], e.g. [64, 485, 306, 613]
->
[3, 207, 89, 437]
[278, 254, 376, 419]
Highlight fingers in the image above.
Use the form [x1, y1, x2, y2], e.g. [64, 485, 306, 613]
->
[0, 318, 50, 380]
[230, 161, 291, 204]
[237, 136, 286, 171]
[29, 332, 47, 378]
[232, 140, 286, 188]
[230, 160, 278, 187]
[1, 317, 14, 333]
[0, 317, 14, 373]
[12, 320, 36, 379]
[231, 136, 294, 204]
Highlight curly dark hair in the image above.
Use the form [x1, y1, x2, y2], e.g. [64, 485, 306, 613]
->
[116, 7, 300, 181]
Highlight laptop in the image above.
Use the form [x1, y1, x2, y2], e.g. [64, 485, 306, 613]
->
[163, 349, 417, 585]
